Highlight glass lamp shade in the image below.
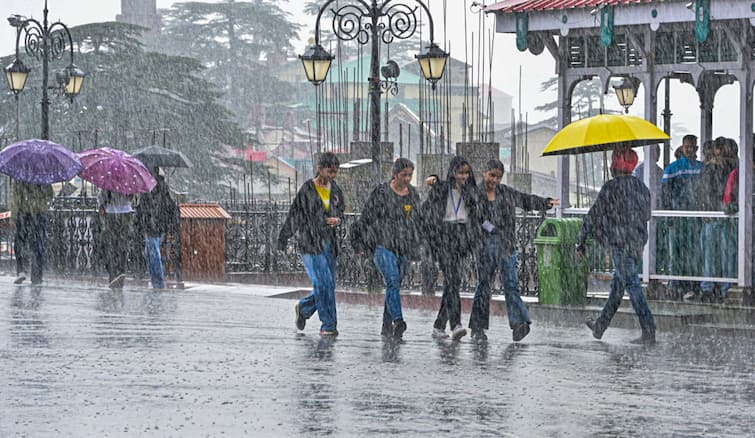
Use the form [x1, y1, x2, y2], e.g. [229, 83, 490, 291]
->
[299, 44, 334, 86]
[613, 78, 637, 113]
[4, 58, 30, 94]
[63, 64, 86, 97]
[415, 43, 448, 89]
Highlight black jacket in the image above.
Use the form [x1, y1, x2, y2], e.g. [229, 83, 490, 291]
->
[577, 175, 651, 259]
[136, 176, 178, 236]
[277, 179, 345, 255]
[421, 156, 481, 258]
[478, 184, 552, 253]
[352, 182, 422, 258]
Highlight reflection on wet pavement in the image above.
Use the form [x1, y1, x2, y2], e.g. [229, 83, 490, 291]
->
[0, 280, 753, 436]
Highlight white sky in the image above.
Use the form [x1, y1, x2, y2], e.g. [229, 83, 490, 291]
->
[0, 0, 746, 157]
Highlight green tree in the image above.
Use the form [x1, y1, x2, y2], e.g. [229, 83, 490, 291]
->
[0, 21, 271, 198]
[534, 76, 618, 127]
[154, 0, 301, 120]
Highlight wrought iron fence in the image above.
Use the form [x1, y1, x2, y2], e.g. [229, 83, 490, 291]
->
[3, 198, 546, 295]
[223, 201, 547, 296]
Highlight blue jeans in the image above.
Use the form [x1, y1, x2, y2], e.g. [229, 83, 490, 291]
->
[15, 213, 47, 283]
[700, 220, 734, 296]
[300, 243, 338, 331]
[595, 251, 656, 338]
[145, 235, 165, 289]
[469, 236, 531, 331]
[373, 246, 409, 328]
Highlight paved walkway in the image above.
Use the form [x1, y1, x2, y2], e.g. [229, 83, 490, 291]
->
[1, 277, 753, 436]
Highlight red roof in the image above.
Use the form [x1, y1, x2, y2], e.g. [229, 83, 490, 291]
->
[486, 0, 654, 14]
[240, 149, 267, 162]
[180, 203, 231, 220]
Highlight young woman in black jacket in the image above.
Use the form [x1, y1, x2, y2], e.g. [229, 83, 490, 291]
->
[421, 156, 481, 341]
[470, 160, 558, 342]
[277, 152, 345, 336]
[356, 158, 422, 339]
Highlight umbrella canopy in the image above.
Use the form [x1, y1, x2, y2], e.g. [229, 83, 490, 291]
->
[78, 147, 156, 195]
[542, 114, 670, 156]
[0, 138, 83, 184]
[131, 144, 192, 168]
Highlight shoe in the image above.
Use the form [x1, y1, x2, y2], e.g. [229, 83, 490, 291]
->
[451, 325, 467, 341]
[319, 329, 339, 336]
[14, 272, 26, 284]
[512, 323, 531, 342]
[381, 324, 393, 337]
[392, 320, 407, 339]
[431, 328, 449, 339]
[470, 329, 488, 342]
[585, 318, 603, 340]
[109, 273, 126, 290]
[294, 303, 306, 331]
[629, 335, 656, 345]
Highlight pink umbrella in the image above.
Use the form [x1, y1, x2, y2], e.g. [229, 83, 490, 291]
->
[78, 147, 156, 195]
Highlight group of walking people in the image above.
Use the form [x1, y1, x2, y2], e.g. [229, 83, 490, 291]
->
[278, 152, 560, 342]
[11, 168, 178, 291]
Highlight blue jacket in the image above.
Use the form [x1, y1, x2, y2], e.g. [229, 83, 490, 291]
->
[661, 156, 703, 210]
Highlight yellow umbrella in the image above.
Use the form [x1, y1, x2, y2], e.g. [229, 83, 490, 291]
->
[542, 114, 670, 156]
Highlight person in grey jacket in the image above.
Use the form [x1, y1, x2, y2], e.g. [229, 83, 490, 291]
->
[577, 148, 656, 344]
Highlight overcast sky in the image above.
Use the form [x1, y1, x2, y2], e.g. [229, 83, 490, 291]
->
[0, 0, 746, 153]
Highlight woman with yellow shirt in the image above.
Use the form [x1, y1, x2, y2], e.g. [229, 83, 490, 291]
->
[278, 152, 345, 336]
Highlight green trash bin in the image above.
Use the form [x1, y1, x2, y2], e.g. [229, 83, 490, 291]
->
[534, 218, 588, 305]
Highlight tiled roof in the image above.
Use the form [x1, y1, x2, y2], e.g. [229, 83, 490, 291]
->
[486, 0, 655, 14]
[180, 203, 231, 220]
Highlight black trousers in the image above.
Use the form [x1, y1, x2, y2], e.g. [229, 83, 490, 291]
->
[433, 223, 473, 330]
[101, 213, 133, 282]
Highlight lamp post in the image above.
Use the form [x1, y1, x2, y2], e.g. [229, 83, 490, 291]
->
[301, 0, 448, 183]
[613, 77, 640, 114]
[4, 0, 86, 141]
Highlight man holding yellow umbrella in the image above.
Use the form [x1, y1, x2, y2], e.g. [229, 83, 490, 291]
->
[542, 114, 669, 344]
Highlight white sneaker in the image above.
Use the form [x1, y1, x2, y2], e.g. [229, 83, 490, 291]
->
[451, 325, 467, 341]
[432, 328, 449, 339]
[14, 272, 26, 284]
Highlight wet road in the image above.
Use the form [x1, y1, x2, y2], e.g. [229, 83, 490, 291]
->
[1, 281, 753, 437]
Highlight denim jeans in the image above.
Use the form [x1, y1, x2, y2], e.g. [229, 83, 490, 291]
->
[145, 235, 165, 289]
[373, 246, 409, 328]
[700, 220, 734, 296]
[15, 212, 47, 283]
[595, 251, 656, 338]
[300, 243, 338, 331]
[469, 236, 531, 331]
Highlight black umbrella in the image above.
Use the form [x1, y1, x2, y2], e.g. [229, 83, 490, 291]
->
[132, 144, 192, 168]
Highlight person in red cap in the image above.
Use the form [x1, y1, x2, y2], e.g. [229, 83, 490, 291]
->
[576, 147, 657, 344]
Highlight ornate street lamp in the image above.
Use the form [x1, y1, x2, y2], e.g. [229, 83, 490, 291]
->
[303, 0, 448, 183]
[4, 0, 86, 140]
[613, 77, 639, 114]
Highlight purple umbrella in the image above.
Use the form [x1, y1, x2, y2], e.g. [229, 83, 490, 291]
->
[0, 138, 83, 184]
[78, 147, 156, 195]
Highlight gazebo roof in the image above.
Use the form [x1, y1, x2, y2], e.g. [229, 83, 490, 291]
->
[486, 0, 655, 14]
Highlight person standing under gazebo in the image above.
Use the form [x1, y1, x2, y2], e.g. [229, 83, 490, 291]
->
[11, 180, 53, 285]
